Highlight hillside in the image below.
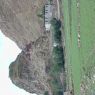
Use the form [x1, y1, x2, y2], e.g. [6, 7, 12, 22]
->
[0, 0, 52, 95]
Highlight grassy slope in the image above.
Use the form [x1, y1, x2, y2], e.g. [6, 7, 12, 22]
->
[80, 0, 95, 95]
[61, 0, 72, 90]
[62, 0, 95, 95]
[62, 0, 81, 95]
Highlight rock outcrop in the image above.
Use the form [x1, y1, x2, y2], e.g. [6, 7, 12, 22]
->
[9, 38, 51, 95]
[0, 0, 52, 94]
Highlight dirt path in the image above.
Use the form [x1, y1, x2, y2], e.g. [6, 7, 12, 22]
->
[52, 0, 60, 19]
[56, 0, 60, 19]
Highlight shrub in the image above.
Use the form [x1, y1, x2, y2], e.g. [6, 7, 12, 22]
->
[53, 30, 62, 44]
[44, 91, 49, 95]
[51, 18, 61, 30]
[49, 63, 61, 77]
[53, 91, 63, 95]
[48, 0, 53, 4]
[50, 18, 64, 94]
[37, 6, 45, 18]
[50, 78, 63, 91]
[52, 46, 64, 67]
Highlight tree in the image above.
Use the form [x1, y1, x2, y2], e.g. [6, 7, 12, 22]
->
[51, 18, 61, 30]
[52, 46, 64, 67]
[53, 30, 61, 44]
[44, 91, 49, 95]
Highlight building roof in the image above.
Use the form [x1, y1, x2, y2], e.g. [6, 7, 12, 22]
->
[44, 4, 52, 31]
[45, 24, 51, 31]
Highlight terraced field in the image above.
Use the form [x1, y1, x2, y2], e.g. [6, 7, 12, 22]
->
[62, 0, 95, 95]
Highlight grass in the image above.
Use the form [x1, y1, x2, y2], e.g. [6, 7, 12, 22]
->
[62, 0, 95, 95]
[62, 0, 81, 95]
[80, 0, 95, 95]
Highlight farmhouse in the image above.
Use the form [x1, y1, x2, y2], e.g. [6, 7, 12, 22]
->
[44, 4, 53, 31]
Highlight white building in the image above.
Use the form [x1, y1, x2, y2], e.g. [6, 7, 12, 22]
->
[45, 4, 52, 31]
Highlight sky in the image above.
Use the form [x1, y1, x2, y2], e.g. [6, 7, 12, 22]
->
[0, 30, 36, 95]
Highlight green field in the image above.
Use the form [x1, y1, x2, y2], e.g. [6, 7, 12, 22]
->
[80, 0, 95, 95]
[62, 0, 95, 95]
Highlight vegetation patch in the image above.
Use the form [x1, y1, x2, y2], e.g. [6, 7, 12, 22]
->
[44, 91, 49, 95]
[62, 0, 81, 95]
[62, 0, 95, 95]
[37, 6, 45, 18]
[80, 0, 95, 95]
[49, 18, 64, 94]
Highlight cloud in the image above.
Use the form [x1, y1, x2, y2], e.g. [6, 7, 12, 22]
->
[0, 30, 36, 95]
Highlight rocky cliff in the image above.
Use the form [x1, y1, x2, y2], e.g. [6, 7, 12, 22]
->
[0, 0, 52, 95]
